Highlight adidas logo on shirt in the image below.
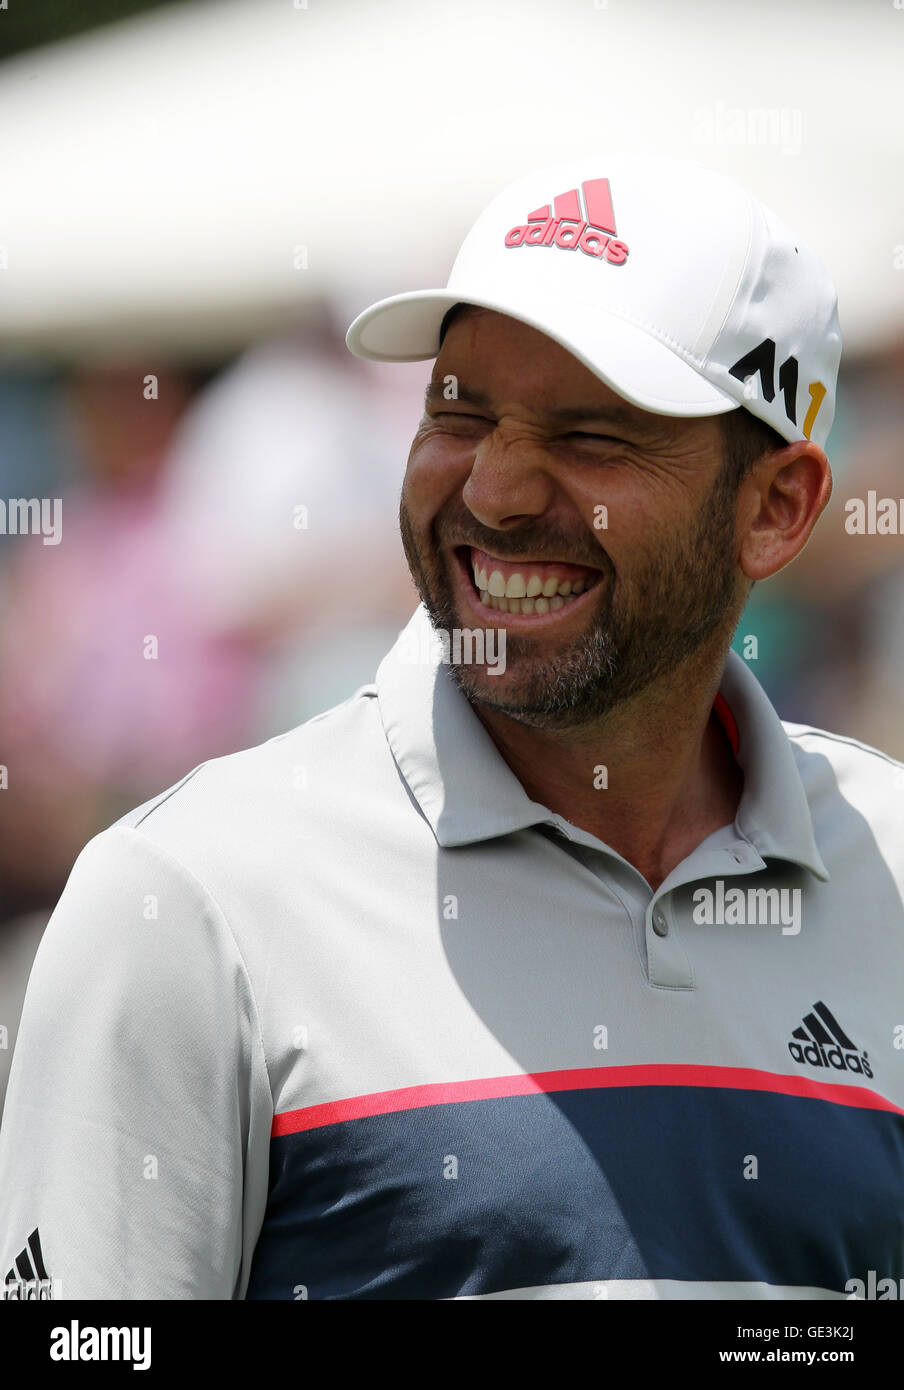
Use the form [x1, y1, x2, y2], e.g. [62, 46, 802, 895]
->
[2, 1226, 57, 1299]
[788, 1001, 873, 1079]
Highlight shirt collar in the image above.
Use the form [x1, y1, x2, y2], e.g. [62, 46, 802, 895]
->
[717, 643, 828, 880]
[376, 603, 828, 881]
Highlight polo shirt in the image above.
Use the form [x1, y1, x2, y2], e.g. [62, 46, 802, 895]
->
[1, 602, 903, 1300]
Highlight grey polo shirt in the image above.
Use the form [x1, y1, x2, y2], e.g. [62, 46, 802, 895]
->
[1, 602, 902, 1300]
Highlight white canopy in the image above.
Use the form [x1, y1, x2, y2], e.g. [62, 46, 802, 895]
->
[0, 0, 900, 358]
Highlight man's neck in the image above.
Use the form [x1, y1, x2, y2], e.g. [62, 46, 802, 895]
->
[471, 649, 744, 893]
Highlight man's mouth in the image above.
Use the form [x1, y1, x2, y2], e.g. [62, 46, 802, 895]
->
[454, 544, 604, 617]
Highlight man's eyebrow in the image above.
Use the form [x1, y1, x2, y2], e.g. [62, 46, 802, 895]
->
[423, 380, 641, 427]
[424, 381, 492, 410]
[540, 403, 641, 427]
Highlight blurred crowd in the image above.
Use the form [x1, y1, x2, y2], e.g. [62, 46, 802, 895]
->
[0, 301, 902, 1112]
[0, 302, 423, 1108]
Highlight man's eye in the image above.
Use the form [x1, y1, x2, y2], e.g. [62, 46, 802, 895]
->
[427, 412, 492, 430]
[567, 431, 621, 443]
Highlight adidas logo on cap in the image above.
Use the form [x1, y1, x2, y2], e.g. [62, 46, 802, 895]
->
[788, 1000, 873, 1079]
[503, 176, 630, 265]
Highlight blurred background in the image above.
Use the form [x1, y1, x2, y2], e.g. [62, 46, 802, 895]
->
[1, 0, 902, 1110]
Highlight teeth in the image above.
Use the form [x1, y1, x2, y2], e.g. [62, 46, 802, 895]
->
[470, 552, 599, 612]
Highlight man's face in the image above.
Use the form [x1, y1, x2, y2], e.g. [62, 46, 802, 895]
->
[399, 307, 746, 729]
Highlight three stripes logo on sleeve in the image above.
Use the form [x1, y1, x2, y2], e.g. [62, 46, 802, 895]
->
[2, 1227, 59, 1299]
[788, 1001, 873, 1079]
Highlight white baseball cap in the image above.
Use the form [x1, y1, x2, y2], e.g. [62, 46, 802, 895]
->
[345, 154, 842, 450]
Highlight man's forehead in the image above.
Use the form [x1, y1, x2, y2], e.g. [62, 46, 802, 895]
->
[432, 309, 657, 426]
[436, 305, 588, 377]
[423, 376, 644, 428]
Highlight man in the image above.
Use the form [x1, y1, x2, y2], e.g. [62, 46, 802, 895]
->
[1, 155, 902, 1301]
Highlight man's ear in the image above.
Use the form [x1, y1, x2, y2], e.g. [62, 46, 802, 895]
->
[737, 441, 832, 583]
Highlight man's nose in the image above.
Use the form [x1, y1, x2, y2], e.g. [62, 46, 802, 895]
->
[462, 430, 556, 530]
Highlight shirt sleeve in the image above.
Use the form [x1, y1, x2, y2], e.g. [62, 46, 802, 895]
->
[0, 825, 273, 1299]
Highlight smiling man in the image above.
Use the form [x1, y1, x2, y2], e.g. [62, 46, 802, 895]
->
[396, 305, 769, 890]
[1, 156, 903, 1302]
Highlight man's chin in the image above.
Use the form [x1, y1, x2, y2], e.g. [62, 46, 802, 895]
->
[441, 631, 621, 729]
[451, 673, 551, 721]
[416, 585, 621, 725]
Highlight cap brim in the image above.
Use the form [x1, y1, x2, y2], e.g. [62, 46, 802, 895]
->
[346, 287, 739, 418]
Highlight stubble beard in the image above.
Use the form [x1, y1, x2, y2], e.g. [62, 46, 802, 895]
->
[399, 469, 743, 732]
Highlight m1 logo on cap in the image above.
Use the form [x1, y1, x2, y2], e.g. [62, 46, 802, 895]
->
[729, 338, 827, 441]
[504, 178, 629, 265]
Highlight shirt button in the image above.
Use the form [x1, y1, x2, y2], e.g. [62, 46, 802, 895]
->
[731, 850, 744, 864]
[652, 909, 668, 936]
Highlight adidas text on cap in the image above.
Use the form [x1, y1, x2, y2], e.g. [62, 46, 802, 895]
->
[345, 155, 842, 451]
